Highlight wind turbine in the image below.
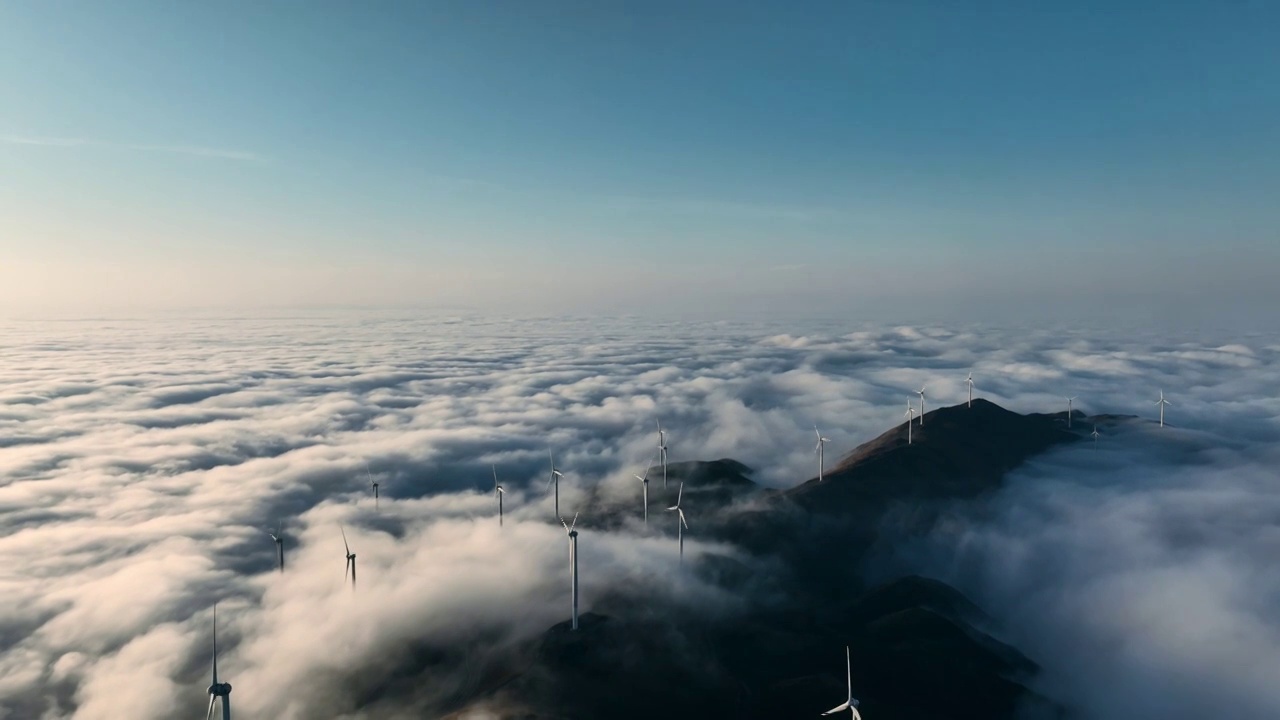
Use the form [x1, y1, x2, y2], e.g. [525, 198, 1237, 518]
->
[966, 372, 974, 408]
[1091, 425, 1100, 449]
[634, 457, 653, 527]
[1067, 396, 1078, 429]
[493, 465, 506, 527]
[561, 512, 580, 631]
[365, 462, 379, 510]
[904, 402, 915, 445]
[666, 482, 689, 565]
[1155, 390, 1171, 427]
[341, 526, 356, 591]
[916, 385, 927, 425]
[821, 645, 862, 719]
[268, 522, 284, 573]
[206, 603, 232, 720]
[547, 450, 564, 519]
[656, 420, 669, 489]
[814, 426, 830, 482]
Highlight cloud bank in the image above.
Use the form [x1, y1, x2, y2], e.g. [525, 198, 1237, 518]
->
[1, 312, 1277, 718]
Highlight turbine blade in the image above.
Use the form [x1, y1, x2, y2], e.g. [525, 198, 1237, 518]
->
[207, 695, 217, 720]
[570, 511, 579, 531]
[822, 701, 852, 715]
[211, 603, 218, 685]
[846, 645, 852, 696]
[341, 527, 349, 555]
[676, 482, 683, 507]
[679, 508, 688, 529]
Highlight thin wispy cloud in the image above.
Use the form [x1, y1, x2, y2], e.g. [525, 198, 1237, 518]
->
[2, 135, 266, 162]
[126, 144, 264, 162]
[0, 135, 90, 147]
[602, 194, 842, 223]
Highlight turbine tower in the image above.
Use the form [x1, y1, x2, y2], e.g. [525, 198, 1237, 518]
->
[341, 527, 356, 591]
[547, 450, 564, 519]
[821, 645, 862, 719]
[814, 426, 830, 482]
[1155, 390, 1171, 427]
[1067, 397, 1077, 429]
[634, 457, 652, 527]
[1091, 425, 1100, 449]
[656, 420, 669, 489]
[666, 482, 689, 565]
[493, 465, 506, 527]
[268, 522, 284, 573]
[966, 372, 974, 408]
[904, 402, 915, 445]
[916, 385, 927, 425]
[365, 462, 379, 510]
[206, 604, 232, 720]
[561, 512, 580, 631]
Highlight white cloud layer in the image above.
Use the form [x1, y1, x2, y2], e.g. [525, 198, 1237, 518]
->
[1, 312, 1278, 718]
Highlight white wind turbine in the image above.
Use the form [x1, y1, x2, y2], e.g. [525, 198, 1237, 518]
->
[206, 603, 232, 720]
[493, 465, 506, 527]
[1067, 396, 1078, 429]
[547, 450, 565, 519]
[916, 385, 927, 425]
[341, 526, 357, 591]
[365, 462, 380, 510]
[1091, 425, 1100, 449]
[821, 645, 862, 719]
[634, 455, 654, 527]
[814, 426, 831, 481]
[656, 420, 669, 489]
[561, 512, 581, 631]
[268, 521, 284, 573]
[904, 402, 915, 445]
[1155, 390, 1171, 427]
[666, 481, 689, 564]
[966, 372, 974, 408]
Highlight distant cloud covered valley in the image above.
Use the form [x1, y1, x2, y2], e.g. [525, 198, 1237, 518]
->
[2, 312, 1278, 719]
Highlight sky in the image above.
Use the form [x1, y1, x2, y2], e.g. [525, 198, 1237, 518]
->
[2, 1, 1278, 322]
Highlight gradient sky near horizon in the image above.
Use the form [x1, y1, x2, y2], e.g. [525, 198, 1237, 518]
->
[2, 1, 1278, 323]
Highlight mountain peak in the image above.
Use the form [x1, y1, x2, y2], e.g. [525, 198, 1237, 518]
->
[788, 398, 1077, 509]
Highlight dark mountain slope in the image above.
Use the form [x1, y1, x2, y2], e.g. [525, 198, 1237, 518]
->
[421, 400, 1111, 720]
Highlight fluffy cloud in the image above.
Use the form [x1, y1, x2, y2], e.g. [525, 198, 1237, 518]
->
[0, 313, 1277, 718]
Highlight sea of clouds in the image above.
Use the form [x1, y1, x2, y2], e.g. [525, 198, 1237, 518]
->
[1, 311, 1277, 719]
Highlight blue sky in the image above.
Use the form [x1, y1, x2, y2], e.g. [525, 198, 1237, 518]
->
[2, 1, 1277, 322]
